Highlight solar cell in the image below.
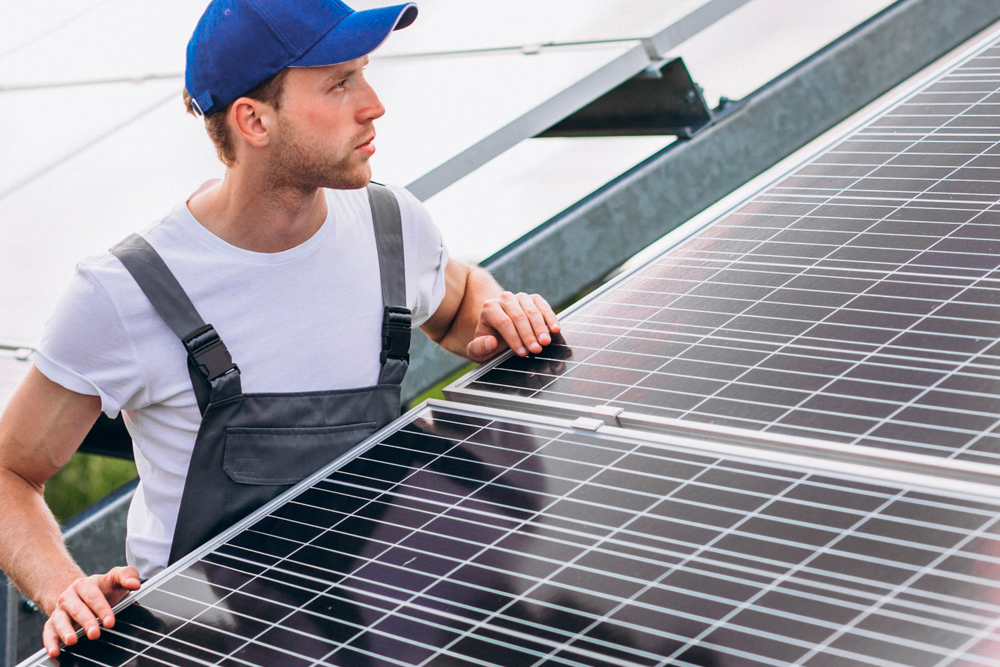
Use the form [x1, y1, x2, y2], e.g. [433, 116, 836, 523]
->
[449, 29, 1000, 466]
[22, 404, 1000, 667]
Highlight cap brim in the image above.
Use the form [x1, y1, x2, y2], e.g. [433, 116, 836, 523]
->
[292, 3, 417, 68]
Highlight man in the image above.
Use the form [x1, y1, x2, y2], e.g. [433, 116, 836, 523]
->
[0, 0, 560, 658]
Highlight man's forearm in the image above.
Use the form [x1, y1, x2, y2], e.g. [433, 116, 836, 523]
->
[433, 266, 502, 357]
[0, 468, 85, 614]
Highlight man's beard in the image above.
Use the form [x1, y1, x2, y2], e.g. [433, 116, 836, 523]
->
[268, 116, 373, 192]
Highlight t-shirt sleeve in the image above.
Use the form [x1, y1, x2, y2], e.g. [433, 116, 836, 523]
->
[31, 265, 147, 418]
[390, 184, 449, 328]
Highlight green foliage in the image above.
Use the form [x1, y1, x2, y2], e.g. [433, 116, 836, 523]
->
[44, 454, 137, 524]
[405, 361, 476, 411]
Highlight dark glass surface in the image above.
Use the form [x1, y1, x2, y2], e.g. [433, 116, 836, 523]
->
[451, 43, 1000, 465]
[37, 407, 1000, 667]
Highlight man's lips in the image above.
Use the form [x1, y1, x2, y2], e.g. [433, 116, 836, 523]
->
[356, 134, 376, 154]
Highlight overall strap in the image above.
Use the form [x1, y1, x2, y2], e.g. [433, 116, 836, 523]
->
[110, 234, 241, 415]
[367, 183, 410, 386]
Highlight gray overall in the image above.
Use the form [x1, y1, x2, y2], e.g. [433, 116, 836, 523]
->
[109, 184, 411, 565]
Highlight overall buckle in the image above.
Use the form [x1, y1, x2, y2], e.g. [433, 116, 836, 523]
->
[381, 306, 412, 364]
[183, 324, 238, 381]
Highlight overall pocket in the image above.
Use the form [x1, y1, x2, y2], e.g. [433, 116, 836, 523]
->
[223, 422, 377, 485]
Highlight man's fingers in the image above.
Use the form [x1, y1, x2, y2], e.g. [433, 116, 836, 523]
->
[109, 566, 142, 594]
[60, 589, 101, 640]
[476, 292, 561, 358]
[467, 335, 500, 361]
[498, 292, 539, 355]
[43, 617, 65, 657]
[517, 293, 551, 349]
[45, 567, 137, 657]
[80, 580, 116, 629]
[531, 294, 560, 334]
[482, 299, 527, 356]
[49, 608, 81, 647]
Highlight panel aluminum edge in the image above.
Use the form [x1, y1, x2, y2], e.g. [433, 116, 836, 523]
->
[425, 399, 1000, 502]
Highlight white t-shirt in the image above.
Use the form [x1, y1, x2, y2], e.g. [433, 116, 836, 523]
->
[32, 185, 449, 578]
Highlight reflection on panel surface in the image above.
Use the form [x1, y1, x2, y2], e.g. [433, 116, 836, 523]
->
[456, 34, 1000, 464]
[29, 407, 1000, 667]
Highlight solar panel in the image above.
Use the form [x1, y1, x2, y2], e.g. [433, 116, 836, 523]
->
[21, 402, 1000, 667]
[448, 26, 1000, 466]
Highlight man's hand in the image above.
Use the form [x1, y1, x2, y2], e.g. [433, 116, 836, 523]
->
[421, 261, 562, 363]
[42, 566, 141, 658]
[466, 291, 560, 362]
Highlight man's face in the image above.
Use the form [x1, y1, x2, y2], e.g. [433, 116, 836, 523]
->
[267, 57, 384, 191]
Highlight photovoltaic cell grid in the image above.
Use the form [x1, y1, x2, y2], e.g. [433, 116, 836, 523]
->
[455, 37, 1000, 464]
[34, 407, 1000, 667]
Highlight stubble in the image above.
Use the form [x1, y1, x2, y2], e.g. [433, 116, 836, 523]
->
[268, 114, 373, 192]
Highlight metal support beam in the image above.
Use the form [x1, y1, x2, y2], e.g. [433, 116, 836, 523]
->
[404, 0, 751, 201]
[536, 58, 714, 139]
[401, 0, 1000, 404]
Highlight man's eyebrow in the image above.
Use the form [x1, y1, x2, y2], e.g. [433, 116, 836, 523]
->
[326, 58, 369, 83]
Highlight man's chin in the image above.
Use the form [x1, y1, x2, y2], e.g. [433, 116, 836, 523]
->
[323, 168, 372, 191]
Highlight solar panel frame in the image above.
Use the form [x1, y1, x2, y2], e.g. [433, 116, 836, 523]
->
[445, 21, 1000, 467]
[19, 399, 1000, 667]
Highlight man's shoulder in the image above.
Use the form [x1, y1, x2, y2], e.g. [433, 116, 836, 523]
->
[77, 201, 195, 289]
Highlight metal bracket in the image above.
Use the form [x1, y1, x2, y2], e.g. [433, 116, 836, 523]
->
[591, 405, 625, 426]
[571, 417, 605, 432]
[536, 57, 714, 139]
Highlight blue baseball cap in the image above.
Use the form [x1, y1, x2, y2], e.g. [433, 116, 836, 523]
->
[185, 0, 417, 116]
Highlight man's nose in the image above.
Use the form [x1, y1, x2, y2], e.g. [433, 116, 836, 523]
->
[359, 79, 385, 123]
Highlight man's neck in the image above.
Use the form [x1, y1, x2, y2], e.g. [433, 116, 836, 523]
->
[186, 170, 328, 253]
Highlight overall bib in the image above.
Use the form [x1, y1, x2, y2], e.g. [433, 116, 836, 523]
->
[109, 184, 411, 565]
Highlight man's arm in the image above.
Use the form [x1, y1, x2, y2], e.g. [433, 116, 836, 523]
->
[421, 259, 560, 362]
[0, 366, 140, 657]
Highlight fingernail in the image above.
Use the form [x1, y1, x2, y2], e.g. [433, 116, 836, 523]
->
[517, 347, 527, 356]
[530, 343, 542, 353]
[539, 333, 550, 345]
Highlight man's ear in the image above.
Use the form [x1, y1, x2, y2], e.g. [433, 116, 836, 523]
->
[229, 97, 274, 150]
